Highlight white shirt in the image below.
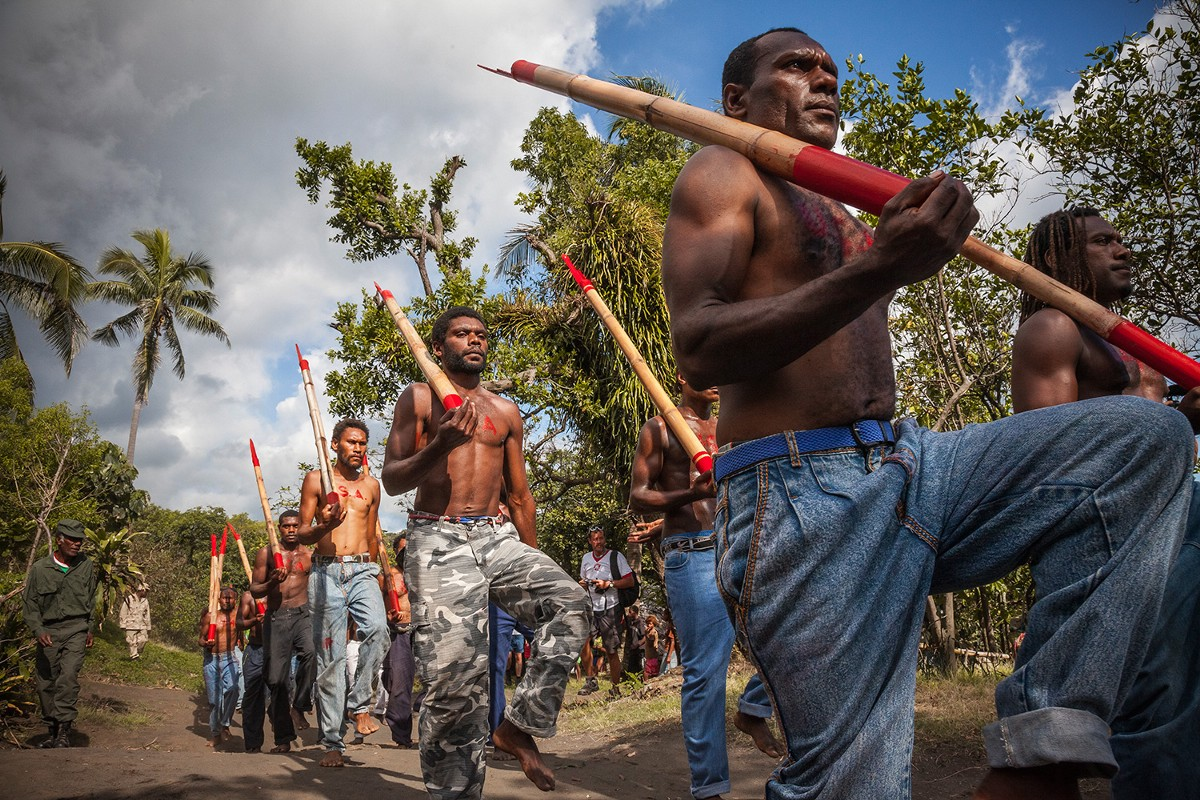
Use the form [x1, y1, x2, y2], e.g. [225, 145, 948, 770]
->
[579, 549, 631, 612]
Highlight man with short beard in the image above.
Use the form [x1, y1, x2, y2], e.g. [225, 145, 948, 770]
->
[382, 306, 589, 799]
[249, 509, 315, 752]
[298, 418, 386, 768]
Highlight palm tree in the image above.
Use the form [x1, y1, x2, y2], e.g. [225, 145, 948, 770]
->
[89, 229, 230, 462]
[0, 170, 92, 379]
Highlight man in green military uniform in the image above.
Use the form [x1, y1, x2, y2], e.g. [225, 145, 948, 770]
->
[24, 519, 97, 748]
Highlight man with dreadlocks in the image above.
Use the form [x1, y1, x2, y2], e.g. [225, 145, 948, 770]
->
[1013, 207, 1200, 799]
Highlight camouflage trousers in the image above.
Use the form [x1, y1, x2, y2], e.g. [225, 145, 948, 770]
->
[407, 516, 589, 800]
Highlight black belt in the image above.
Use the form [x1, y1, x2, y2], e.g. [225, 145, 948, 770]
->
[661, 534, 716, 555]
[313, 553, 372, 564]
[714, 420, 895, 482]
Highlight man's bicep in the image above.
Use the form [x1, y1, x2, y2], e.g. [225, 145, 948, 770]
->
[1011, 315, 1082, 412]
[629, 422, 664, 493]
[502, 409, 532, 496]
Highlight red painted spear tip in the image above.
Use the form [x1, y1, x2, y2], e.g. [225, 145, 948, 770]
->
[249, 438, 260, 466]
[295, 343, 309, 371]
[560, 253, 592, 291]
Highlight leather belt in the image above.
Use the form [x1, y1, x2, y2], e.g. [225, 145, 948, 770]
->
[714, 420, 896, 482]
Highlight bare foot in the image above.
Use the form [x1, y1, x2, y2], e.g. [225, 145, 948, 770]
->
[492, 719, 554, 791]
[352, 711, 380, 736]
[269, 742, 291, 753]
[490, 747, 517, 761]
[207, 735, 220, 749]
[319, 749, 346, 768]
[734, 711, 785, 759]
[972, 766, 1082, 800]
[291, 708, 310, 730]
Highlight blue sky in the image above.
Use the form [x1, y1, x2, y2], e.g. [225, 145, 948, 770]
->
[0, 0, 1171, 528]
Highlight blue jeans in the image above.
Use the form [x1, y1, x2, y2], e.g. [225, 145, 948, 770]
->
[309, 558, 387, 752]
[489, 603, 534, 736]
[663, 532, 773, 799]
[241, 643, 266, 751]
[203, 649, 241, 736]
[715, 396, 1194, 799]
[1111, 481, 1200, 799]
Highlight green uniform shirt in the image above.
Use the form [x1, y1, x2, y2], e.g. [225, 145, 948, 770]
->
[24, 554, 97, 637]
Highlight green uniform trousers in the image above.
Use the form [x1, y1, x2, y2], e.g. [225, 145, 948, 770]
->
[35, 617, 89, 724]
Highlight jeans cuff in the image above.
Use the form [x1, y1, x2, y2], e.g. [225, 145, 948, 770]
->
[737, 697, 772, 718]
[693, 779, 732, 799]
[983, 707, 1117, 777]
[503, 705, 555, 739]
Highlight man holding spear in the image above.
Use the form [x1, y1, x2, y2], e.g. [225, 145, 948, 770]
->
[629, 375, 781, 799]
[381, 305, 589, 798]
[1011, 208, 1200, 799]
[199, 586, 241, 749]
[660, 27, 1195, 800]
[297, 418, 387, 767]
[248, 510, 315, 752]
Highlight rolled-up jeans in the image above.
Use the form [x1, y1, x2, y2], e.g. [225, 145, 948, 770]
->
[203, 649, 240, 735]
[1111, 482, 1200, 799]
[663, 531, 773, 799]
[308, 558, 387, 753]
[715, 396, 1194, 799]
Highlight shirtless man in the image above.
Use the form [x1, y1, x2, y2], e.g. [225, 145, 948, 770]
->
[629, 375, 782, 799]
[248, 510, 315, 753]
[660, 27, 1195, 799]
[382, 305, 589, 799]
[236, 589, 268, 752]
[297, 418, 386, 767]
[1012, 208, 1200, 800]
[199, 586, 241, 749]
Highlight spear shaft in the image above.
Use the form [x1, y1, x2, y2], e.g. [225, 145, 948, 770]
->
[491, 61, 1200, 388]
[248, 439, 285, 570]
[227, 522, 267, 616]
[562, 254, 713, 474]
[374, 283, 464, 409]
[207, 533, 218, 642]
[295, 345, 340, 506]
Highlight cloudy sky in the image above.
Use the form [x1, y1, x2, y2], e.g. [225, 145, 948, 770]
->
[0, 0, 1165, 529]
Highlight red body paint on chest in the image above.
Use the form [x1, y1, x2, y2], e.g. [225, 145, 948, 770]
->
[481, 416, 498, 435]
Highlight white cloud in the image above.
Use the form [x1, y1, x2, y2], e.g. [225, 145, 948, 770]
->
[0, 0, 631, 528]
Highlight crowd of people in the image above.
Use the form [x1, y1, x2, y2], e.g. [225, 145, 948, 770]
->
[25, 24, 1200, 800]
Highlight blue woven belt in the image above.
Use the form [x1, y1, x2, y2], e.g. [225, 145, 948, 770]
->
[713, 420, 895, 482]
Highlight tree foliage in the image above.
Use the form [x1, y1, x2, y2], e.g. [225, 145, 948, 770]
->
[839, 57, 1042, 673]
[1030, 0, 1200, 340]
[89, 228, 230, 462]
[295, 140, 477, 297]
[0, 170, 92, 380]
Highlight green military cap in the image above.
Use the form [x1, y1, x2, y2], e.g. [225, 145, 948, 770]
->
[54, 519, 86, 540]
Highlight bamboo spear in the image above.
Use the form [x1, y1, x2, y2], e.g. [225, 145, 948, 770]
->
[248, 439, 285, 571]
[563, 254, 714, 474]
[374, 283, 464, 409]
[227, 522, 267, 617]
[295, 346, 341, 506]
[486, 61, 1200, 389]
[206, 533, 218, 642]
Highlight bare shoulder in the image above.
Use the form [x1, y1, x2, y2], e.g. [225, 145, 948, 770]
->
[1014, 308, 1084, 354]
[672, 146, 761, 207]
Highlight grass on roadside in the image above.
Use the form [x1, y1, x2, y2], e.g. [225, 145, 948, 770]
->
[81, 625, 205, 693]
[560, 655, 1005, 758]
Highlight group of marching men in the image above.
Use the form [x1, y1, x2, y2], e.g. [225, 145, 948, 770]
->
[195, 25, 1200, 800]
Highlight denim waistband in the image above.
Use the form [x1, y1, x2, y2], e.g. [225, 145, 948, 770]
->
[713, 420, 896, 482]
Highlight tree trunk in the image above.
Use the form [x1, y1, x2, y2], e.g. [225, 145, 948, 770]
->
[923, 592, 959, 677]
[127, 396, 143, 462]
